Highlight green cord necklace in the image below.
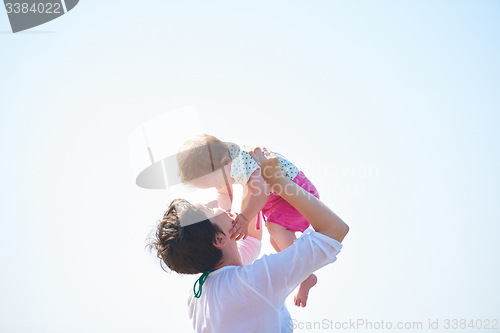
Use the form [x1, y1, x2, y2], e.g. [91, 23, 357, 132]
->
[193, 270, 213, 298]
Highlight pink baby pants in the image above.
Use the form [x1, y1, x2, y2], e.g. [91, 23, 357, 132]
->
[256, 171, 319, 233]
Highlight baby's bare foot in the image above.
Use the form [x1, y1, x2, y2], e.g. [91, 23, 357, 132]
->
[293, 274, 317, 307]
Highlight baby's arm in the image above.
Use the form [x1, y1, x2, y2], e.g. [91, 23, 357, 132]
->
[242, 190, 263, 241]
[229, 170, 269, 240]
[242, 170, 270, 222]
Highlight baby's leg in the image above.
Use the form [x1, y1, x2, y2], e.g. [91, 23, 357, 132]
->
[267, 221, 317, 308]
[267, 221, 296, 250]
[269, 236, 281, 252]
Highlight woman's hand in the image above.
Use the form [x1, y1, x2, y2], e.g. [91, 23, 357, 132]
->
[249, 147, 286, 192]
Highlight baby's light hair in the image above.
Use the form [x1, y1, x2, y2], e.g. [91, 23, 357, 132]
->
[177, 134, 230, 184]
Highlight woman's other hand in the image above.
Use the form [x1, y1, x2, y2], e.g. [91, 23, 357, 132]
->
[249, 147, 286, 192]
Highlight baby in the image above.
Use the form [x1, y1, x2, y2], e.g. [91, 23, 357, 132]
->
[177, 134, 320, 307]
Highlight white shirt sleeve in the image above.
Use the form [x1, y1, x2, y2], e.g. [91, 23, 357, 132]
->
[239, 229, 342, 309]
[237, 236, 262, 265]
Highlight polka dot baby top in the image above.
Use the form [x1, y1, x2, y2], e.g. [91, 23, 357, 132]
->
[227, 143, 299, 185]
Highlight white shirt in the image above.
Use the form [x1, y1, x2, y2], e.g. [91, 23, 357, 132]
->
[188, 230, 343, 332]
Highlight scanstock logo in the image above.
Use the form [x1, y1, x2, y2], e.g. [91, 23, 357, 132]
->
[3, 0, 78, 33]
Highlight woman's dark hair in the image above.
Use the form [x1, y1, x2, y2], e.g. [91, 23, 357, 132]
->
[147, 199, 224, 274]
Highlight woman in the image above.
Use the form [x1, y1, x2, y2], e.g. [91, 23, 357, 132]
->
[148, 147, 349, 332]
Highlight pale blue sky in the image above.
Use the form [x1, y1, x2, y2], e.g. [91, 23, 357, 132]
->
[1, 1, 499, 332]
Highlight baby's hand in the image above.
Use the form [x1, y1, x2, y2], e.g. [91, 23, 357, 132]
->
[229, 213, 249, 241]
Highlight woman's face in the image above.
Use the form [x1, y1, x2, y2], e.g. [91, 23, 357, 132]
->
[196, 204, 236, 236]
[211, 207, 237, 235]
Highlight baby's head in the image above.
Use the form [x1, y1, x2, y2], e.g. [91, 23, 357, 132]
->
[177, 134, 233, 190]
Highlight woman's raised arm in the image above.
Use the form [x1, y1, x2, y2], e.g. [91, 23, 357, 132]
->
[249, 147, 349, 243]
